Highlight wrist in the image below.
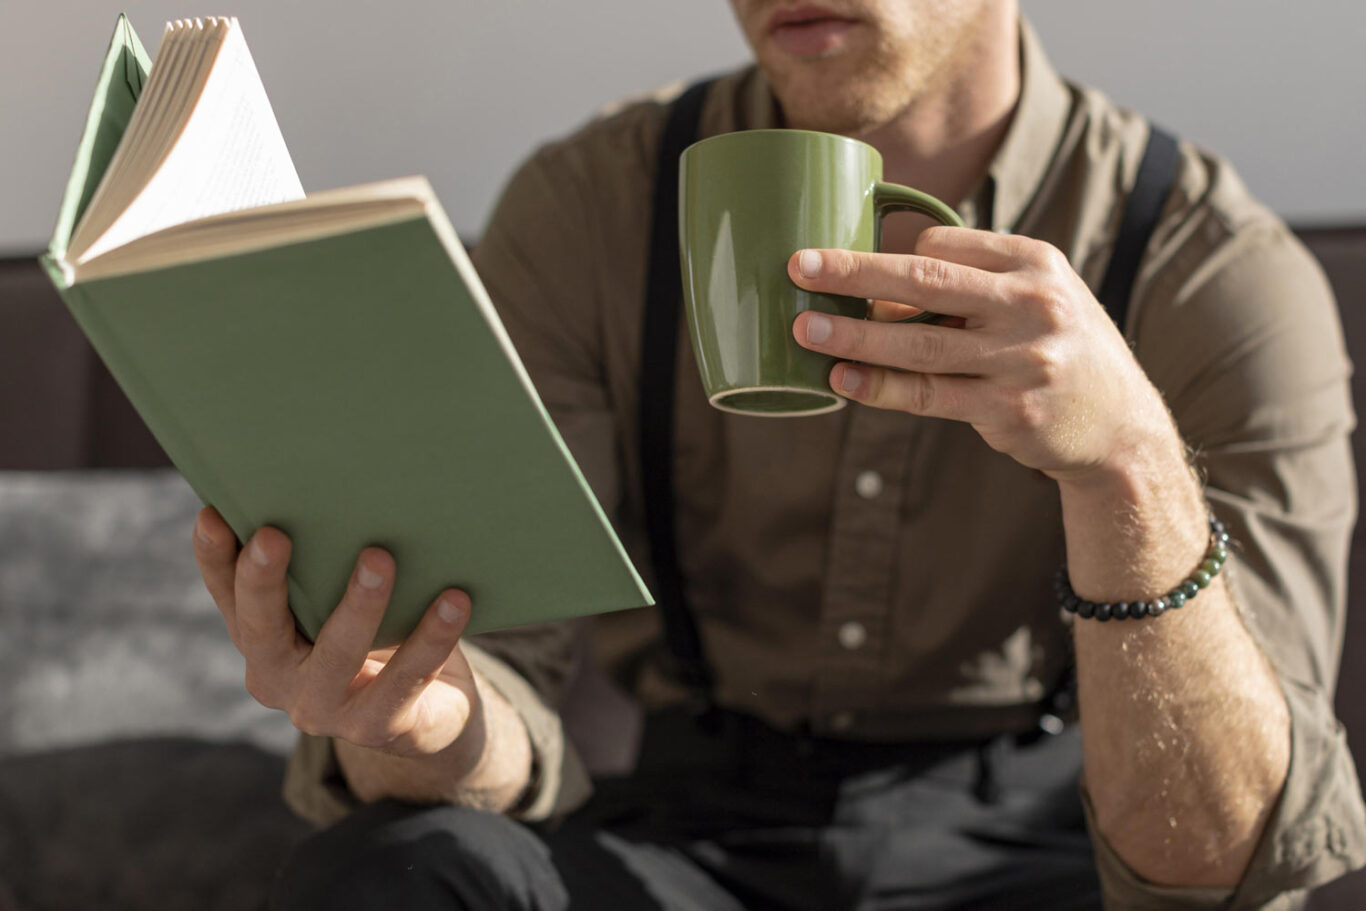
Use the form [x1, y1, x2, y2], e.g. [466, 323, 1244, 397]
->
[336, 676, 531, 811]
[1058, 409, 1205, 528]
[335, 729, 486, 805]
[1053, 420, 1214, 604]
[1054, 391, 1189, 494]
[444, 676, 532, 807]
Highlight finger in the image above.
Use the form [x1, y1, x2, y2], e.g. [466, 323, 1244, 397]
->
[234, 526, 306, 669]
[793, 310, 984, 375]
[363, 589, 471, 721]
[192, 507, 241, 641]
[788, 248, 1002, 319]
[831, 362, 979, 420]
[914, 225, 1056, 272]
[303, 548, 396, 699]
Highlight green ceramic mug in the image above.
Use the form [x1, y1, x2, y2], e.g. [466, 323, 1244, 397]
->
[679, 129, 964, 416]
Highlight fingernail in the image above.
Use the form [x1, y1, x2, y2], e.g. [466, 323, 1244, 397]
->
[798, 249, 822, 278]
[840, 365, 865, 395]
[249, 537, 270, 567]
[195, 523, 214, 547]
[438, 597, 465, 625]
[806, 313, 832, 344]
[358, 564, 384, 590]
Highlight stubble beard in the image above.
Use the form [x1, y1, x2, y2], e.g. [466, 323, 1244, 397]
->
[754, 6, 986, 137]
[762, 40, 912, 134]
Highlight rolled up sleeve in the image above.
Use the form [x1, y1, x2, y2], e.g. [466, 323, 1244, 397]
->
[1085, 676, 1366, 910]
[1095, 188, 1366, 907]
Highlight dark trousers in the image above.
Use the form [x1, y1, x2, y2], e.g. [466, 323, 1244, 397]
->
[274, 710, 1102, 910]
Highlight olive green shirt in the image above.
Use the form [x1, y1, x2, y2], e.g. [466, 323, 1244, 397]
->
[285, 21, 1366, 910]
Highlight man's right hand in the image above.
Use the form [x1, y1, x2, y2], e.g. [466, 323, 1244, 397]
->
[191, 505, 482, 762]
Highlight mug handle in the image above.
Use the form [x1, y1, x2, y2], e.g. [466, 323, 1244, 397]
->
[872, 181, 965, 324]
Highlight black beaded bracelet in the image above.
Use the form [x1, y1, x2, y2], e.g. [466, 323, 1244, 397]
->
[1055, 514, 1230, 621]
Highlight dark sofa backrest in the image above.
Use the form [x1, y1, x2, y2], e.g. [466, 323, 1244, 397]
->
[0, 259, 170, 470]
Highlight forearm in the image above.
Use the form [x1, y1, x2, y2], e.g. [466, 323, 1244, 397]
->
[335, 670, 533, 813]
[1064, 421, 1290, 888]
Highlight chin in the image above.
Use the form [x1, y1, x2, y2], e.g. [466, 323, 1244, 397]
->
[754, 23, 916, 134]
[763, 56, 910, 135]
[776, 87, 902, 135]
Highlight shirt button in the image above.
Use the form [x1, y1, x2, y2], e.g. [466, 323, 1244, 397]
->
[829, 710, 856, 733]
[854, 470, 883, 499]
[837, 621, 867, 651]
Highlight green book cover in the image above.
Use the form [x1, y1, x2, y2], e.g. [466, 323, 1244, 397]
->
[41, 16, 652, 647]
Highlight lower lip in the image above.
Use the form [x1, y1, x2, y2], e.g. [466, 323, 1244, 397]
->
[769, 18, 859, 56]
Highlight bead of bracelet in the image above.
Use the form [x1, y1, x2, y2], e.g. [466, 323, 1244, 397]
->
[1057, 513, 1227, 622]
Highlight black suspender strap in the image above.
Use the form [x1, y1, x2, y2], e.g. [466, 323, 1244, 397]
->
[1096, 125, 1181, 333]
[639, 78, 717, 703]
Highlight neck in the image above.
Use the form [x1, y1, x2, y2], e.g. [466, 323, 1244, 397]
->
[857, 9, 1021, 238]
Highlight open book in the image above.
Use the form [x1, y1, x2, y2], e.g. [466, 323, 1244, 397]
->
[42, 16, 652, 646]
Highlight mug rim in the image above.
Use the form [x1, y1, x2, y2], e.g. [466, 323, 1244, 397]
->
[709, 385, 848, 417]
[681, 128, 880, 163]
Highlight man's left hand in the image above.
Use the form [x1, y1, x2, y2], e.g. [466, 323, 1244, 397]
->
[790, 226, 1174, 484]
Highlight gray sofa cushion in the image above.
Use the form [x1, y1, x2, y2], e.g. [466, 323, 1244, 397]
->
[0, 469, 296, 754]
[0, 470, 307, 910]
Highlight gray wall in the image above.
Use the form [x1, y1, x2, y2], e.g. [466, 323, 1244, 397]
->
[3, 1, 1363, 255]
[1028, 2, 1366, 227]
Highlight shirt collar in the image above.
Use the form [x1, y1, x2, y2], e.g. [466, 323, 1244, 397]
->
[734, 18, 1073, 233]
[984, 18, 1074, 233]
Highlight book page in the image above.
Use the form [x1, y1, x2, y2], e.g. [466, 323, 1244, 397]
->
[64, 20, 213, 257]
[69, 18, 304, 264]
[71, 177, 434, 282]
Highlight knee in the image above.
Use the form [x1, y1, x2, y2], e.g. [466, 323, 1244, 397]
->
[272, 801, 565, 911]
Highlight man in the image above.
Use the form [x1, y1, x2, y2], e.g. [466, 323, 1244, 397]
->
[193, 1, 1366, 908]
